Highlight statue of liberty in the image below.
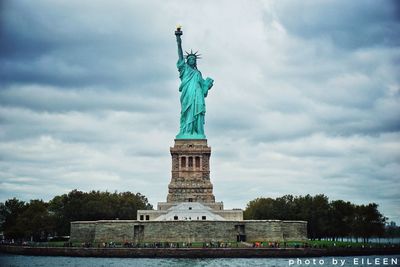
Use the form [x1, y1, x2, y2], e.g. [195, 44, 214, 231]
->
[175, 26, 214, 139]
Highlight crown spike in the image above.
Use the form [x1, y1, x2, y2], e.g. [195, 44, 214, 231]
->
[184, 49, 202, 60]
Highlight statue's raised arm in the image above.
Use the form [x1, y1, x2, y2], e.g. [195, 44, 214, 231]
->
[175, 26, 183, 61]
[174, 26, 214, 140]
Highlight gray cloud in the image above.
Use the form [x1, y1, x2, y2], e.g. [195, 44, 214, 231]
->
[0, 0, 175, 88]
[265, 1, 400, 49]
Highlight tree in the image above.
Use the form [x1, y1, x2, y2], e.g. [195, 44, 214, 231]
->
[274, 195, 296, 220]
[291, 194, 330, 240]
[327, 200, 355, 241]
[243, 197, 275, 220]
[244, 194, 387, 241]
[15, 200, 55, 241]
[1, 190, 153, 240]
[48, 189, 153, 235]
[0, 198, 27, 240]
[352, 203, 386, 242]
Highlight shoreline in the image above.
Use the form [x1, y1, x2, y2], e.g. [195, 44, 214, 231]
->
[1, 246, 400, 258]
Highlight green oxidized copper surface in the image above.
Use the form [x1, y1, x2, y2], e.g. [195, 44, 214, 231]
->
[175, 27, 214, 139]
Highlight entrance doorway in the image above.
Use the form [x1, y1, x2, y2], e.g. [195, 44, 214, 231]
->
[237, 235, 246, 242]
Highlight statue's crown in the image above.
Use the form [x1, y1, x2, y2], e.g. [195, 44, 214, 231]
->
[185, 49, 202, 59]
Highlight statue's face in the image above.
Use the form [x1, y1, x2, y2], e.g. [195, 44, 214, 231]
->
[187, 56, 196, 67]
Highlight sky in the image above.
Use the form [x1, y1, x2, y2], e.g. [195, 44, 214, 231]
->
[1, 0, 399, 223]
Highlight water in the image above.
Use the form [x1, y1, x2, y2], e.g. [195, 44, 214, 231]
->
[0, 254, 399, 267]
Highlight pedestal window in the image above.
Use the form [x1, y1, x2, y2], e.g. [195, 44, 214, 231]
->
[188, 157, 193, 167]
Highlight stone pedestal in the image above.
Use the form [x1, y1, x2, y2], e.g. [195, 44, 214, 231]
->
[167, 139, 216, 203]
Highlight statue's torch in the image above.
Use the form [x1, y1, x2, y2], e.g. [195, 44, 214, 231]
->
[175, 25, 183, 36]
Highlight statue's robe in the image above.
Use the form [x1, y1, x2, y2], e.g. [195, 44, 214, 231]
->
[176, 59, 211, 139]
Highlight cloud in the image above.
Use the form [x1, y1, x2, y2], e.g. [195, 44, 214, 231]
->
[264, 0, 400, 49]
[0, 0, 175, 88]
[0, 0, 399, 224]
